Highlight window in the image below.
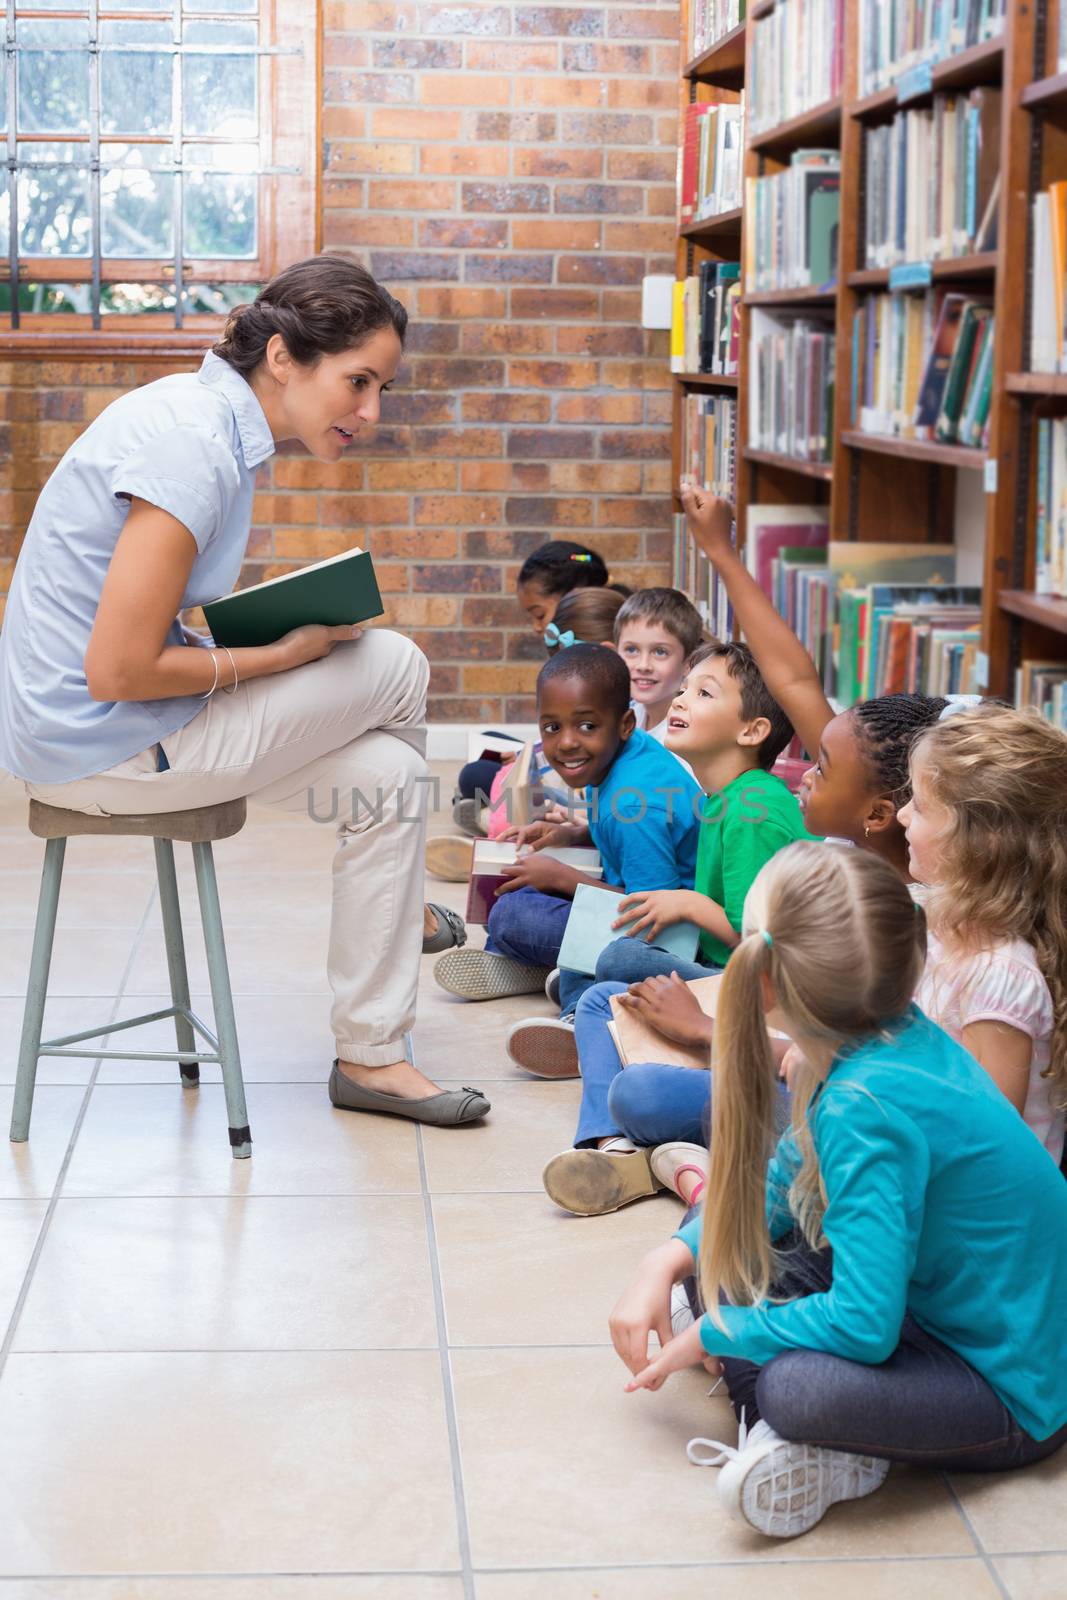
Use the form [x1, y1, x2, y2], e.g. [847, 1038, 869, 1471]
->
[0, 1, 318, 349]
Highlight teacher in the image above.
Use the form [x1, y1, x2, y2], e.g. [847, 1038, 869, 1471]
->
[0, 255, 489, 1128]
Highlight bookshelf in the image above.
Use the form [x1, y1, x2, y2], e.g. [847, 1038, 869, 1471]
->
[672, 0, 1067, 715]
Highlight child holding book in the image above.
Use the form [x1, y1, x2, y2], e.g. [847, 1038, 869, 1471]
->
[613, 843, 1067, 1540]
[433, 645, 703, 1011]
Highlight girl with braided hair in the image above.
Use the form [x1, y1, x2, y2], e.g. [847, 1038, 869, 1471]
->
[680, 483, 949, 879]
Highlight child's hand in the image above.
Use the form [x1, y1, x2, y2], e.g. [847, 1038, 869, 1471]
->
[617, 973, 713, 1050]
[496, 854, 576, 897]
[625, 1322, 715, 1394]
[498, 819, 588, 853]
[609, 1268, 677, 1377]
[613, 889, 693, 940]
[680, 480, 735, 561]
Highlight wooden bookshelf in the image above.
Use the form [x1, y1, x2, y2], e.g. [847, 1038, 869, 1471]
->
[676, 372, 739, 388]
[672, 0, 1047, 707]
[681, 207, 743, 242]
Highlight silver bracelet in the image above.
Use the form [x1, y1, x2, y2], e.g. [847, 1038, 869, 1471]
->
[218, 644, 239, 695]
[200, 650, 220, 701]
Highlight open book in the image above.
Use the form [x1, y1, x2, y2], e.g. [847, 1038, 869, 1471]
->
[607, 974, 789, 1070]
[202, 546, 385, 649]
[465, 839, 603, 926]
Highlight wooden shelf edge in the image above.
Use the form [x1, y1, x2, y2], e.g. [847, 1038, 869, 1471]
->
[850, 35, 1005, 121]
[683, 23, 746, 84]
[744, 286, 837, 305]
[841, 429, 985, 469]
[681, 207, 743, 240]
[748, 97, 842, 153]
[846, 253, 998, 290]
[0, 331, 214, 359]
[1006, 372, 1067, 395]
[743, 446, 833, 480]
[1022, 70, 1067, 111]
[998, 591, 1067, 633]
[675, 372, 739, 387]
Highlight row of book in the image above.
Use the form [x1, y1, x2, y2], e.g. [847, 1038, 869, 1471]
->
[1030, 182, 1067, 375]
[679, 392, 738, 505]
[748, 310, 835, 463]
[862, 89, 1000, 270]
[672, 511, 736, 643]
[1016, 661, 1067, 731]
[749, 0, 844, 138]
[669, 261, 740, 376]
[687, 0, 745, 63]
[858, 0, 1007, 98]
[678, 100, 744, 228]
[744, 150, 839, 293]
[851, 290, 994, 448]
[1034, 417, 1067, 598]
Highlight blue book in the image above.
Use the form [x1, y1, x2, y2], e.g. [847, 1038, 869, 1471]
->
[558, 881, 701, 979]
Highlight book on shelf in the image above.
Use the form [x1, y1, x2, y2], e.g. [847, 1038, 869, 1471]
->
[672, 510, 737, 639]
[745, 503, 830, 594]
[1034, 418, 1067, 597]
[670, 262, 741, 375]
[744, 149, 840, 293]
[678, 100, 744, 227]
[852, 289, 992, 447]
[857, 0, 1007, 98]
[201, 546, 384, 649]
[749, 0, 844, 137]
[1015, 661, 1067, 730]
[1030, 182, 1067, 375]
[749, 308, 836, 463]
[688, 0, 746, 62]
[863, 88, 1000, 269]
[681, 391, 738, 500]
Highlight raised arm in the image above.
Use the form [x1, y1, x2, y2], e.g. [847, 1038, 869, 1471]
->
[680, 481, 835, 759]
[84, 498, 359, 703]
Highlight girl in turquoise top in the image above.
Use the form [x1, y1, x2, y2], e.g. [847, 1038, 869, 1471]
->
[611, 842, 1067, 1540]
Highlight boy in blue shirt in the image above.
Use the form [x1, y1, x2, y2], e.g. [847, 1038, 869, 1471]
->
[433, 645, 703, 1016]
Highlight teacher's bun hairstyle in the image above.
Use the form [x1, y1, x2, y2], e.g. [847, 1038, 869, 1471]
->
[212, 254, 408, 378]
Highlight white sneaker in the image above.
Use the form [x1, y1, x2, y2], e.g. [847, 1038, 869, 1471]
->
[689, 1416, 889, 1539]
[670, 1281, 696, 1335]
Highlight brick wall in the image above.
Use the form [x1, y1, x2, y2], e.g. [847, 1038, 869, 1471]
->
[0, 0, 678, 723]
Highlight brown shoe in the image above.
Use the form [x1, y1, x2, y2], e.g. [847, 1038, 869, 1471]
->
[426, 835, 474, 882]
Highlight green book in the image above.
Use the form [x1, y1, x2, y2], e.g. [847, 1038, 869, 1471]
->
[202, 547, 384, 649]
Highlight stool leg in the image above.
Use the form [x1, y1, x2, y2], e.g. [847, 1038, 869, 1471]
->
[154, 837, 200, 1087]
[191, 841, 251, 1159]
[11, 837, 66, 1143]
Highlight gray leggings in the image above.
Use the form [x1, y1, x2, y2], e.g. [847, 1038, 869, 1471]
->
[686, 1231, 1067, 1472]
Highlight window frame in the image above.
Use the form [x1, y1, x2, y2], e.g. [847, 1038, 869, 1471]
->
[0, 0, 320, 356]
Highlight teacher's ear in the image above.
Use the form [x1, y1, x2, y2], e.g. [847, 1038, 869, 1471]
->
[263, 333, 295, 387]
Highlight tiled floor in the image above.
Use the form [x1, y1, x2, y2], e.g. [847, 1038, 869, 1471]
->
[0, 763, 1062, 1598]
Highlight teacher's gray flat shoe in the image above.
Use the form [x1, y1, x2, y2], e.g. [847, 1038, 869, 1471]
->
[328, 1063, 490, 1126]
[423, 902, 467, 954]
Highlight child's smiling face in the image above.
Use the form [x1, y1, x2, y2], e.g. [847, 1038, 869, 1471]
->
[616, 619, 688, 714]
[665, 655, 753, 758]
[538, 675, 635, 791]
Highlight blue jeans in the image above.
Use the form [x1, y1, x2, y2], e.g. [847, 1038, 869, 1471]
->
[703, 1231, 1067, 1472]
[594, 936, 719, 987]
[485, 886, 597, 1013]
[573, 981, 714, 1147]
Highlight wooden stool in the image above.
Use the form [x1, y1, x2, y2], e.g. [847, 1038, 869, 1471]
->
[11, 798, 252, 1159]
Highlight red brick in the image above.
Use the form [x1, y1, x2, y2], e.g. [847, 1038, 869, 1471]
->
[464, 663, 540, 693]
[607, 150, 676, 183]
[462, 323, 554, 354]
[323, 214, 415, 248]
[505, 631, 550, 661]
[561, 41, 651, 71]
[655, 43, 681, 74]
[274, 529, 353, 559]
[419, 3, 511, 34]
[557, 253, 646, 285]
[415, 426, 506, 455]
[517, 77, 605, 107]
[461, 462, 551, 492]
[468, 529, 553, 560]
[607, 8, 680, 38]
[404, 322, 460, 353]
[515, 7, 604, 36]
[508, 359, 598, 390]
[367, 461, 457, 490]
[322, 178, 366, 210]
[419, 218, 508, 249]
[427, 695, 502, 720]
[512, 219, 601, 250]
[647, 183, 676, 216]
[319, 493, 410, 524]
[555, 394, 643, 424]
[385, 595, 460, 626]
[556, 325, 644, 355]
[326, 141, 415, 175]
[411, 358, 506, 390]
[601, 362, 672, 391]
[463, 393, 552, 423]
[549, 461, 642, 493]
[603, 219, 676, 250]
[414, 495, 503, 526]
[368, 250, 461, 281]
[599, 429, 670, 459]
[369, 529, 459, 559]
[252, 493, 317, 525]
[463, 253, 552, 284]
[322, 106, 366, 139]
[324, 0, 414, 27]
[381, 392, 457, 424]
[367, 179, 456, 210]
[471, 111, 557, 141]
[270, 459, 363, 491]
[608, 78, 678, 109]
[429, 666, 461, 693]
[597, 497, 672, 528]
[413, 629, 505, 660]
[417, 287, 506, 320]
[414, 563, 502, 592]
[420, 143, 510, 177]
[505, 495, 594, 527]
[422, 74, 511, 106]
[560, 112, 654, 145]
[602, 288, 643, 321]
[325, 70, 413, 102]
[642, 461, 672, 493]
[511, 287, 599, 319]
[462, 596, 528, 626]
[554, 184, 644, 214]
[513, 147, 602, 179]
[372, 37, 462, 67]
[372, 107, 463, 138]
[461, 181, 551, 213]
[466, 41, 560, 70]
[504, 696, 539, 721]
[507, 426, 596, 458]
[644, 392, 673, 426]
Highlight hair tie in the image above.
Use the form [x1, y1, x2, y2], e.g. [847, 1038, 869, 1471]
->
[760, 929, 773, 949]
[569, 553, 593, 563]
[938, 694, 983, 721]
[544, 623, 578, 649]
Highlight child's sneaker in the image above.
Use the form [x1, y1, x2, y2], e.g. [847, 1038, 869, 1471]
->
[505, 1015, 578, 1078]
[544, 967, 561, 1006]
[670, 1281, 696, 1335]
[433, 949, 550, 1001]
[692, 1417, 889, 1539]
[542, 1140, 663, 1215]
[426, 835, 474, 882]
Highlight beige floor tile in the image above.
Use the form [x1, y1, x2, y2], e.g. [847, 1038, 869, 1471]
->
[0, 871, 156, 930]
[125, 922, 332, 997]
[421, 1080, 581, 1193]
[0, 1350, 460, 1573]
[453, 1348, 974, 1568]
[0, 1581, 463, 1600]
[145, 867, 334, 934]
[0, 929, 139, 998]
[91, 993, 334, 1085]
[994, 1554, 1067, 1598]
[476, 1560, 1001, 1600]
[0, 997, 113, 1085]
[949, 1453, 1067, 1553]
[435, 1192, 683, 1346]
[61, 1083, 422, 1197]
[0, 1201, 47, 1331]
[0, 1086, 86, 1199]
[13, 1194, 436, 1351]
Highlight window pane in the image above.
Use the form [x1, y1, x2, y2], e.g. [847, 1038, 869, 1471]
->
[0, 282, 89, 313]
[184, 146, 256, 257]
[183, 281, 259, 314]
[101, 283, 177, 314]
[17, 20, 91, 135]
[184, 0, 257, 12]
[101, 22, 174, 137]
[18, 146, 90, 256]
[101, 145, 174, 257]
[182, 22, 257, 139]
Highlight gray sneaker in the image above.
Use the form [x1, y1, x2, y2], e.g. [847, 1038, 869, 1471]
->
[434, 948, 551, 1001]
